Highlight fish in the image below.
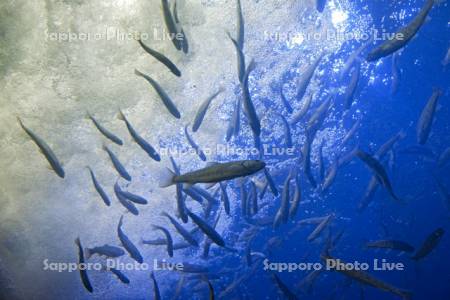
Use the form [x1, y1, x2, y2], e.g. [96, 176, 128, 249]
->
[190, 186, 217, 204]
[321, 159, 339, 193]
[296, 53, 324, 101]
[114, 181, 139, 215]
[290, 94, 313, 125]
[343, 63, 360, 110]
[160, 160, 266, 187]
[318, 141, 325, 181]
[87, 112, 123, 146]
[417, 88, 442, 145]
[87, 167, 111, 206]
[272, 273, 298, 300]
[443, 46, 450, 67]
[228, 33, 246, 83]
[278, 114, 293, 149]
[220, 182, 231, 215]
[236, 0, 244, 50]
[322, 252, 411, 299]
[202, 210, 222, 258]
[411, 228, 445, 260]
[192, 89, 224, 132]
[296, 269, 323, 294]
[117, 216, 143, 263]
[226, 97, 241, 141]
[391, 53, 400, 95]
[85, 244, 125, 259]
[366, 0, 435, 61]
[118, 110, 161, 162]
[117, 188, 148, 205]
[249, 180, 258, 215]
[74, 238, 93, 293]
[240, 180, 248, 216]
[151, 272, 162, 300]
[241, 60, 261, 137]
[170, 157, 188, 223]
[186, 209, 225, 247]
[280, 85, 293, 113]
[307, 214, 333, 242]
[356, 150, 401, 202]
[316, 0, 327, 12]
[375, 129, 406, 159]
[107, 267, 130, 284]
[302, 133, 317, 188]
[161, 0, 181, 51]
[437, 147, 450, 167]
[172, 0, 188, 54]
[17, 117, 65, 178]
[137, 39, 181, 77]
[103, 144, 131, 181]
[264, 168, 279, 196]
[183, 187, 204, 203]
[134, 69, 181, 119]
[161, 211, 198, 247]
[306, 96, 332, 135]
[273, 172, 293, 228]
[289, 173, 302, 219]
[184, 126, 207, 161]
[152, 224, 174, 257]
[340, 38, 373, 79]
[365, 240, 415, 253]
[357, 176, 379, 212]
[206, 278, 215, 300]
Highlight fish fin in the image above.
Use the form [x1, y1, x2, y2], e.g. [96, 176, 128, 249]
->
[206, 162, 219, 167]
[203, 182, 217, 189]
[117, 109, 125, 121]
[134, 69, 143, 77]
[159, 168, 176, 187]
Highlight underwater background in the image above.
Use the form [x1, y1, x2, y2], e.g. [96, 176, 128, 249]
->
[0, 0, 449, 299]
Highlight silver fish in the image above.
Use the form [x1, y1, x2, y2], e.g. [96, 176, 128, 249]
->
[366, 0, 435, 61]
[118, 109, 160, 162]
[160, 160, 265, 187]
[192, 88, 224, 132]
[118, 216, 143, 263]
[137, 39, 181, 77]
[417, 88, 442, 145]
[87, 112, 123, 146]
[161, 211, 198, 246]
[75, 238, 93, 293]
[103, 145, 131, 181]
[135, 69, 181, 119]
[296, 53, 324, 101]
[184, 125, 207, 161]
[186, 209, 225, 247]
[87, 167, 111, 206]
[152, 224, 174, 257]
[17, 117, 65, 178]
[290, 94, 313, 125]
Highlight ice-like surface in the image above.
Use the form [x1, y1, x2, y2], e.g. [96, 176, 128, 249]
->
[0, 0, 373, 298]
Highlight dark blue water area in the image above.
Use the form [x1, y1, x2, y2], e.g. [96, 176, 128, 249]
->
[210, 1, 450, 300]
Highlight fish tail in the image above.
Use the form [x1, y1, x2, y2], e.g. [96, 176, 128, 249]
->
[74, 237, 81, 247]
[159, 167, 176, 188]
[134, 69, 143, 77]
[16, 116, 26, 130]
[117, 109, 125, 121]
[85, 110, 93, 120]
